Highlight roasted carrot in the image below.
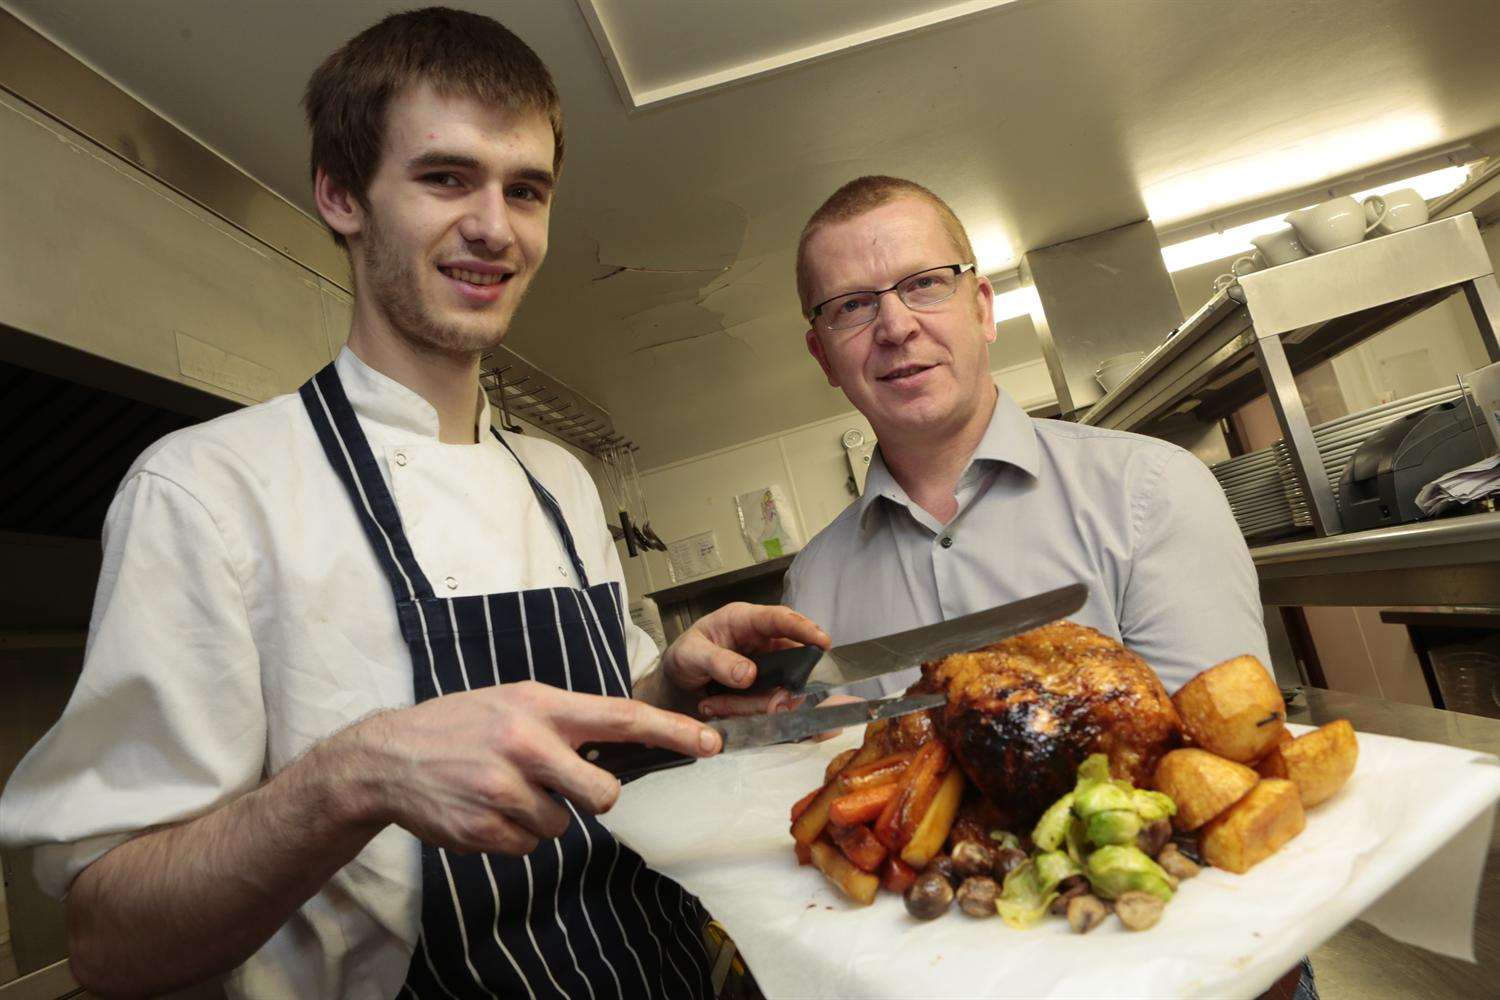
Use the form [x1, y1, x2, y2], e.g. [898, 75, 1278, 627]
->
[790, 788, 821, 824]
[828, 822, 888, 873]
[794, 841, 812, 866]
[873, 741, 949, 851]
[880, 856, 918, 894]
[791, 742, 887, 846]
[835, 752, 914, 793]
[829, 783, 900, 827]
[823, 748, 857, 783]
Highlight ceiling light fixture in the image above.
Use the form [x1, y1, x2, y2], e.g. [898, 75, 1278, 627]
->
[992, 285, 1038, 322]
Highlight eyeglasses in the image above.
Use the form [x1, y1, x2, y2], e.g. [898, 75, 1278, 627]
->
[809, 263, 976, 333]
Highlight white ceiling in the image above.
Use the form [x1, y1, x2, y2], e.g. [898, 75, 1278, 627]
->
[7, 0, 1500, 467]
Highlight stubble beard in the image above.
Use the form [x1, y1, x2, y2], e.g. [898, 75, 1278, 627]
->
[362, 217, 517, 358]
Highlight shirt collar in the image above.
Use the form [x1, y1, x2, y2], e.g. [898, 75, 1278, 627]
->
[856, 388, 1040, 529]
[333, 347, 493, 444]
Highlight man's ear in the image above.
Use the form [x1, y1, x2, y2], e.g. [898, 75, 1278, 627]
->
[314, 167, 365, 242]
[975, 274, 997, 344]
[805, 328, 839, 388]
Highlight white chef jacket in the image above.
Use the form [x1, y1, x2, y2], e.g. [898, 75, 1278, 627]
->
[0, 347, 660, 999]
[783, 388, 1269, 694]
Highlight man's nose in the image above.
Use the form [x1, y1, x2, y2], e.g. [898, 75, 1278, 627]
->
[458, 185, 516, 252]
[871, 289, 920, 346]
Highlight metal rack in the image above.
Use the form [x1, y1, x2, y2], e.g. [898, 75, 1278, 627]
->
[478, 345, 631, 455]
[1081, 213, 1500, 535]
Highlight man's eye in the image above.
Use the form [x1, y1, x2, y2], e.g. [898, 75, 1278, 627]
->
[508, 185, 540, 202]
[909, 276, 936, 290]
[422, 173, 462, 188]
[838, 298, 867, 314]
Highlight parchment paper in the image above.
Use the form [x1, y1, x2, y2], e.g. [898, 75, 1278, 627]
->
[600, 725, 1500, 999]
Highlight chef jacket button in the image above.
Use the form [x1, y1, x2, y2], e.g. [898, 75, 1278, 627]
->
[445, 576, 458, 590]
[394, 451, 408, 467]
[939, 535, 953, 549]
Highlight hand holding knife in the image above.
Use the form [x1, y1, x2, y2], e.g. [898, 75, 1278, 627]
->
[582, 584, 1087, 781]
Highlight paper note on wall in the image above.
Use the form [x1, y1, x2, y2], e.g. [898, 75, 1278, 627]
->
[735, 485, 803, 563]
[668, 530, 723, 580]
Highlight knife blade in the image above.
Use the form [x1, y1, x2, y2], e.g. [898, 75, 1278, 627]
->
[580, 691, 947, 782]
[713, 582, 1088, 698]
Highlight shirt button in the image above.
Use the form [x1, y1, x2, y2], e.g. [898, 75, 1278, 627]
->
[394, 451, 408, 467]
[939, 536, 953, 549]
[445, 576, 458, 590]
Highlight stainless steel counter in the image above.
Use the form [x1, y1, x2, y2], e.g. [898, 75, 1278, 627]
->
[1292, 687, 1500, 998]
[1251, 511, 1500, 606]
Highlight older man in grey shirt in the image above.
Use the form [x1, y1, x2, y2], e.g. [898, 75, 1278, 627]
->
[776, 175, 1268, 697]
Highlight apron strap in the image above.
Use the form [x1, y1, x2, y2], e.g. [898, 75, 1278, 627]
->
[299, 363, 436, 602]
[489, 428, 592, 590]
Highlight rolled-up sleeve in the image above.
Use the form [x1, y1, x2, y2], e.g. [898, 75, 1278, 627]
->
[0, 470, 266, 897]
[1117, 450, 1270, 693]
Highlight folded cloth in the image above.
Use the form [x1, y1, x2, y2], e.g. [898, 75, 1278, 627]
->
[1414, 454, 1500, 515]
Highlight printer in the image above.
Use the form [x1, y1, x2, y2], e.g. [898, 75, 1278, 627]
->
[1337, 399, 1485, 531]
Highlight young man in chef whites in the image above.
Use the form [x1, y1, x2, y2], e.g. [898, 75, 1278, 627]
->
[0, 8, 826, 998]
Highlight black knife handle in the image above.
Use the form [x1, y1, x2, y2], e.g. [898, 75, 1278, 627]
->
[578, 741, 695, 782]
[702, 644, 825, 699]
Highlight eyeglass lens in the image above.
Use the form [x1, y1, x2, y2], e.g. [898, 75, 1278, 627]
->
[818, 266, 963, 331]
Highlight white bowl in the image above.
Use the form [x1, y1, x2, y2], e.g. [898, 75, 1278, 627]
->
[1095, 351, 1148, 392]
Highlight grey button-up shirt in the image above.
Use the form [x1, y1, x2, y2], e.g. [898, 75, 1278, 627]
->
[782, 390, 1268, 694]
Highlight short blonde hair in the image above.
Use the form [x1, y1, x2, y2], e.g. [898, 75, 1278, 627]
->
[795, 176, 976, 316]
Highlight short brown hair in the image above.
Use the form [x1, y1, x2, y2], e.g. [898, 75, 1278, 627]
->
[795, 176, 976, 315]
[303, 6, 564, 247]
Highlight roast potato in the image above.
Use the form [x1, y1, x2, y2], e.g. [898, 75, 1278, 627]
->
[1201, 778, 1306, 874]
[1172, 656, 1286, 762]
[1257, 719, 1358, 807]
[1153, 748, 1259, 831]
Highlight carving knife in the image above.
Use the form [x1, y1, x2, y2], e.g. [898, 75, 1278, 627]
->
[710, 582, 1089, 699]
[580, 691, 947, 782]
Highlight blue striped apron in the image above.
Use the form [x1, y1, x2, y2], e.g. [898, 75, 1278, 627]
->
[299, 363, 712, 1000]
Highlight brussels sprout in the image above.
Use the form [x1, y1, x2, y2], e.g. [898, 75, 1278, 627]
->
[1086, 808, 1142, 847]
[1075, 754, 1111, 786]
[996, 859, 1057, 929]
[1032, 792, 1075, 851]
[1073, 781, 1132, 819]
[1085, 845, 1175, 902]
[1065, 815, 1089, 865]
[1033, 850, 1084, 894]
[1131, 789, 1178, 822]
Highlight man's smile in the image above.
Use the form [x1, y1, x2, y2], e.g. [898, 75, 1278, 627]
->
[878, 362, 938, 383]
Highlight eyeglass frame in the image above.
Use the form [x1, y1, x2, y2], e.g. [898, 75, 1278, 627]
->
[807, 262, 978, 332]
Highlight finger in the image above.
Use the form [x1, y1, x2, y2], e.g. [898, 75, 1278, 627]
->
[698, 688, 800, 719]
[484, 765, 574, 841]
[553, 691, 721, 757]
[524, 730, 625, 816]
[421, 812, 539, 857]
[733, 604, 831, 651]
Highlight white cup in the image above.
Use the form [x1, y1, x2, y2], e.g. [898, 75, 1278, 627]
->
[1251, 228, 1308, 266]
[1365, 187, 1429, 235]
[1285, 196, 1388, 253]
[1214, 252, 1264, 291]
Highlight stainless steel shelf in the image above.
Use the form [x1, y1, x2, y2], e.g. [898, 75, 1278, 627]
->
[1081, 213, 1500, 536]
[1084, 215, 1495, 433]
[1252, 510, 1500, 606]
